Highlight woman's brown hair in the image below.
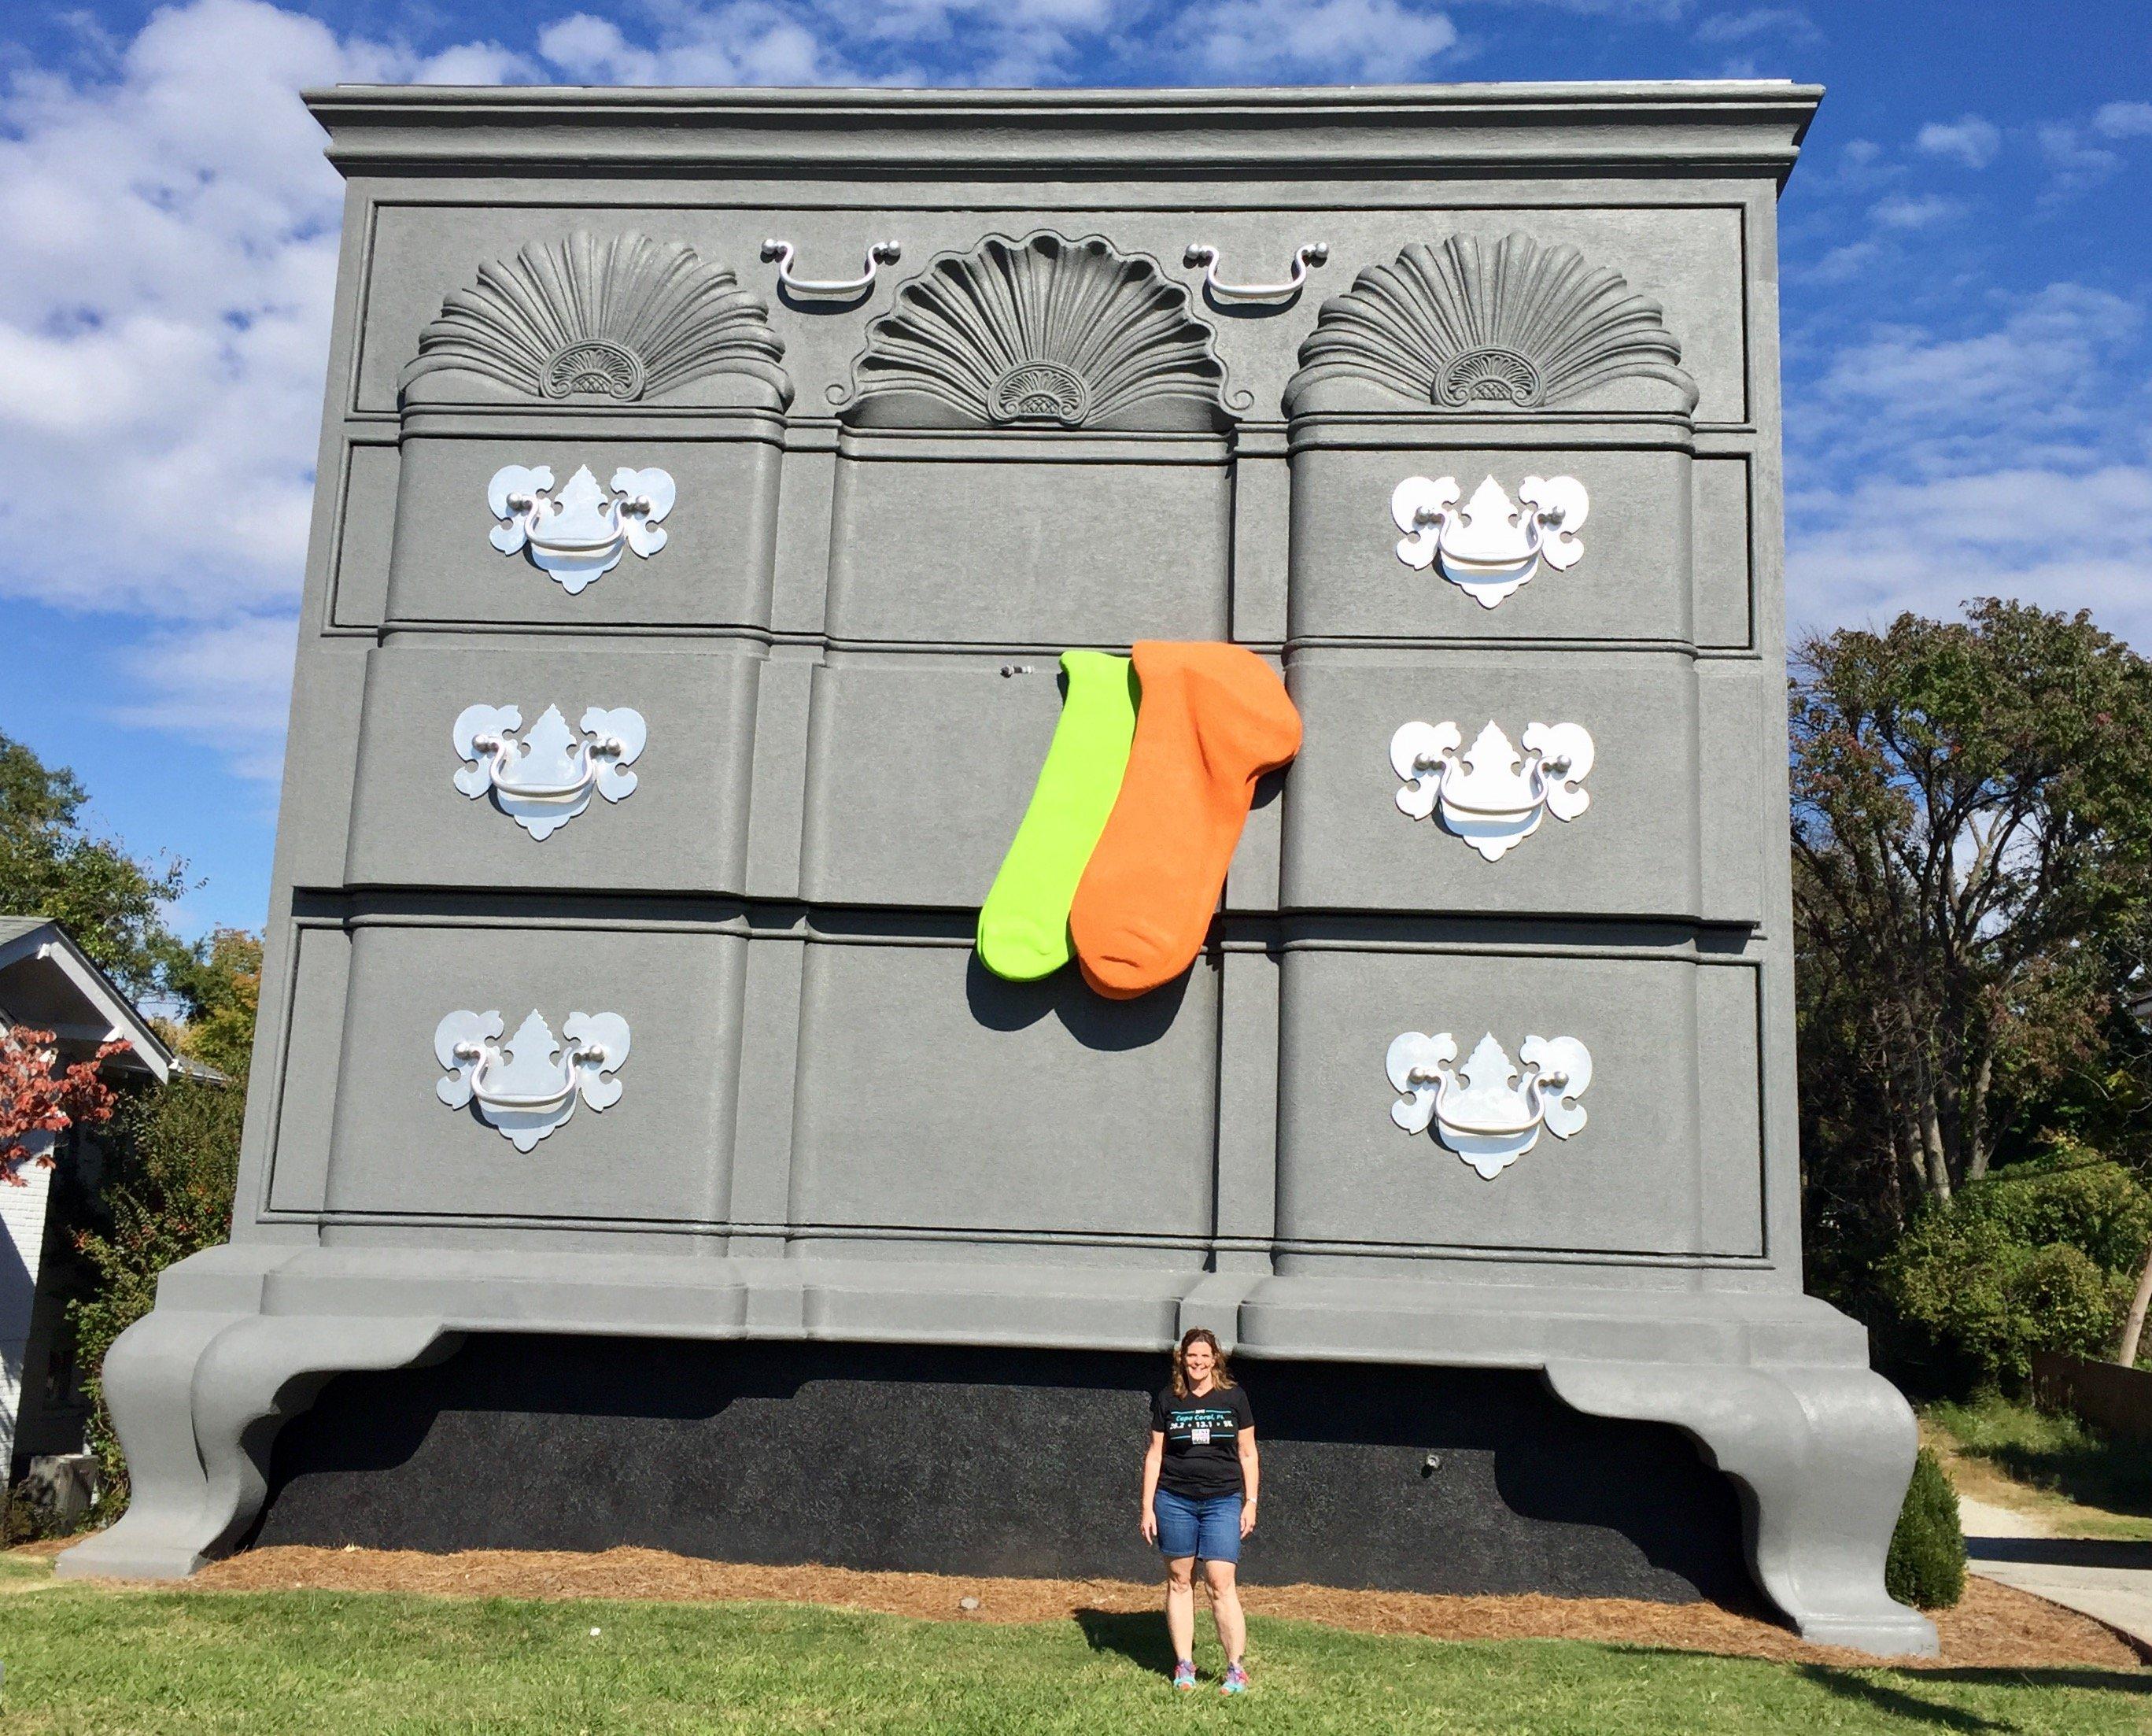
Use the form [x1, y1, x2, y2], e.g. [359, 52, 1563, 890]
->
[1170, 1327, 1237, 1398]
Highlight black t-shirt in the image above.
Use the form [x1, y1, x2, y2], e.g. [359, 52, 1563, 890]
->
[1151, 1383, 1254, 1499]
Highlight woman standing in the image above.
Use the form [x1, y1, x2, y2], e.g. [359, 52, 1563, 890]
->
[1139, 1327, 1260, 1693]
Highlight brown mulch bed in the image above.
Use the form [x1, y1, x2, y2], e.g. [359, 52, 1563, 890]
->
[79, 1544, 2121, 1672]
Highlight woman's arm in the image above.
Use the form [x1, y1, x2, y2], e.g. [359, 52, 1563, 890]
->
[1140, 1430, 1165, 1542]
[1238, 1424, 1260, 1536]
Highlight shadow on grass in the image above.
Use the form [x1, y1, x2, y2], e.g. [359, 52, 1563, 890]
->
[1791, 1663, 2152, 1730]
[1932, 1395, 2152, 1518]
[1567, 1643, 2149, 1717]
[1073, 1608, 1176, 1678]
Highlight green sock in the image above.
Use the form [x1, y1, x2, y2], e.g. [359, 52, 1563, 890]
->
[978, 650, 1139, 981]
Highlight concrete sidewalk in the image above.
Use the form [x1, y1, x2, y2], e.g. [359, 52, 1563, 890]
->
[1959, 1494, 2152, 1653]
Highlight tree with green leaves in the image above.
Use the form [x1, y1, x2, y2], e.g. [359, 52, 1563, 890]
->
[61, 925, 260, 1506]
[0, 731, 261, 1500]
[59, 925, 262, 1505]
[1792, 600, 2152, 1216]
[68, 1076, 246, 1505]
[161, 928, 262, 1081]
[0, 732, 190, 1000]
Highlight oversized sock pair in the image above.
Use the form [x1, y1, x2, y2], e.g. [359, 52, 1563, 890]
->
[978, 642, 1301, 997]
[976, 650, 1139, 982]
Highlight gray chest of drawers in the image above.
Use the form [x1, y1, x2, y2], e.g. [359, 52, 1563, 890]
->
[59, 79, 1933, 1657]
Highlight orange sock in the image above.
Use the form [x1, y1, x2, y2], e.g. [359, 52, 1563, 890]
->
[1070, 642, 1301, 999]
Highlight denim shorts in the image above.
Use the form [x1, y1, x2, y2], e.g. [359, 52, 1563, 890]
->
[1154, 1487, 1243, 1563]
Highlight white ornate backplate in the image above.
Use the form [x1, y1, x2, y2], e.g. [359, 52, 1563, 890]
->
[485, 464, 676, 593]
[1391, 475, 1588, 608]
[434, 1008, 631, 1152]
[451, 704, 646, 840]
[1386, 1030, 1593, 1179]
[1390, 718, 1594, 861]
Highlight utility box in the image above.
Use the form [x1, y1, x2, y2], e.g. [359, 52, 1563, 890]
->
[59, 79, 1934, 1657]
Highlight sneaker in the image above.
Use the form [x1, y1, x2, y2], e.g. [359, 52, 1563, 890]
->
[1220, 1662, 1250, 1694]
[1172, 1660, 1198, 1692]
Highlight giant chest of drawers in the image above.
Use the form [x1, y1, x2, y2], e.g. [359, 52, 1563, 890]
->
[61, 81, 1935, 1656]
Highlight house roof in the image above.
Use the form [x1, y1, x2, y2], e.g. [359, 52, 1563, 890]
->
[0, 918, 175, 1080]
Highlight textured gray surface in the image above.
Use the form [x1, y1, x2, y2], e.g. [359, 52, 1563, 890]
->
[60, 78, 1937, 1657]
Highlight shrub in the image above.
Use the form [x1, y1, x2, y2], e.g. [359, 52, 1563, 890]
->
[1886, 1447, 1966, 1610]
[2011, 1242, 2124, 1357]
[4, 1484, 79, 1547]
[1881, 1193, 2131, 1391]
[1966, 1154, 2152, 1275]
[66, 1077, 244, 1509]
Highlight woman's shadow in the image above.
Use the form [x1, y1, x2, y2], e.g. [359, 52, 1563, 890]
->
[1072, 1607, 1179, 1675]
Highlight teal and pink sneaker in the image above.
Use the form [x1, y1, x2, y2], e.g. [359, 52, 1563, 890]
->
[1172, 1660, 1198, 1692]
[1220, 1661, 1250, 1694]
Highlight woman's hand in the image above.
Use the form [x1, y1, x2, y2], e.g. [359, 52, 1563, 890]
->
[1140, 1504, 1158, 1545]
[1240, 1499, 1258, 1539]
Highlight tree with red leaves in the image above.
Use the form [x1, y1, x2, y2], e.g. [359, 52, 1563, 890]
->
[0, 1025, 124, 1186]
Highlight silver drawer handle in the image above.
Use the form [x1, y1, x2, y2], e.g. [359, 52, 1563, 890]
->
[1183, 242, 1327, 305]
[1391, 474, 1589, 610]
[460, 1043, 586, 1112]
[762, 238, 901, 302]
[1386, 1032, 1593, 1180]
[1391, 720, 1593, 862]
[487, 464, 675, 595]
[452, 705, 646, 841]
[436, 1010, 630, 1151]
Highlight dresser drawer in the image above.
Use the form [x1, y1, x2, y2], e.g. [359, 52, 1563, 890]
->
[825, 434, 1231, 647]
[1288, 441, 1694, 644]
[319, 923, 747, 1223]
[787, 936, 1219, 1239]
[1282, 648, 1759, 922]
[344, 641, 760, 894]
[386, 434, 781, 629]
[1274, 944, 1764, 1260]
[799, 651, 1067, 909]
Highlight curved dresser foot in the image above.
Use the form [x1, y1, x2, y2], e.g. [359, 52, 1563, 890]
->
[57, 1311, 456, 1580]
[1544, 1358, 1938, 1657]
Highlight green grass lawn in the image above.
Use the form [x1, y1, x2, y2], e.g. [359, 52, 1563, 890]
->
[1927, 1392, 2152, 1540]
[0, 1576, 2142, 1735]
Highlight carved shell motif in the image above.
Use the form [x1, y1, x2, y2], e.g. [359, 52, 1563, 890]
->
[843, 233, 1233, 432]
[1284, 233, 1697, 418]
[401, 231, 792, 411]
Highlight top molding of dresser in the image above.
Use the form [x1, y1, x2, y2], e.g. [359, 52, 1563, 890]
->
[305, 82, 1823, 185]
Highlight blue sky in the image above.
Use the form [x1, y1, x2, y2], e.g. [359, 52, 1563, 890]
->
[0, 0, 2146, 938]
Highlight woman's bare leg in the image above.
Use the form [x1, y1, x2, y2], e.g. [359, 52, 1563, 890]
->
[1205, 1559, 1246, 1663]
[1165, 1556, 1198, 1661]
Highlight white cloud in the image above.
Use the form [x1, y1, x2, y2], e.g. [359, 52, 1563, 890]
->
[2036, 121, 2123, 201]
[1796, 238, 1880, 286]
[112, 613, 302, 784]
[1867, 192, 1960, 231]
[413, 41, 545, 84]
[1694, 6, 1818, 45]
[1174, 0, 1459, 81]
[535, 0, 1138, 87]
[0, 1, 363, 622]
[1806, 283, 2140, 467]
[1829, 136, 1905, 191]
[536, 7, 850, 84]
[1788, 284, 2152, 643]
[1915, 114, 2000, 169]
[1788, 465, 2152, 645]
[2092, 100, 2152, 139]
